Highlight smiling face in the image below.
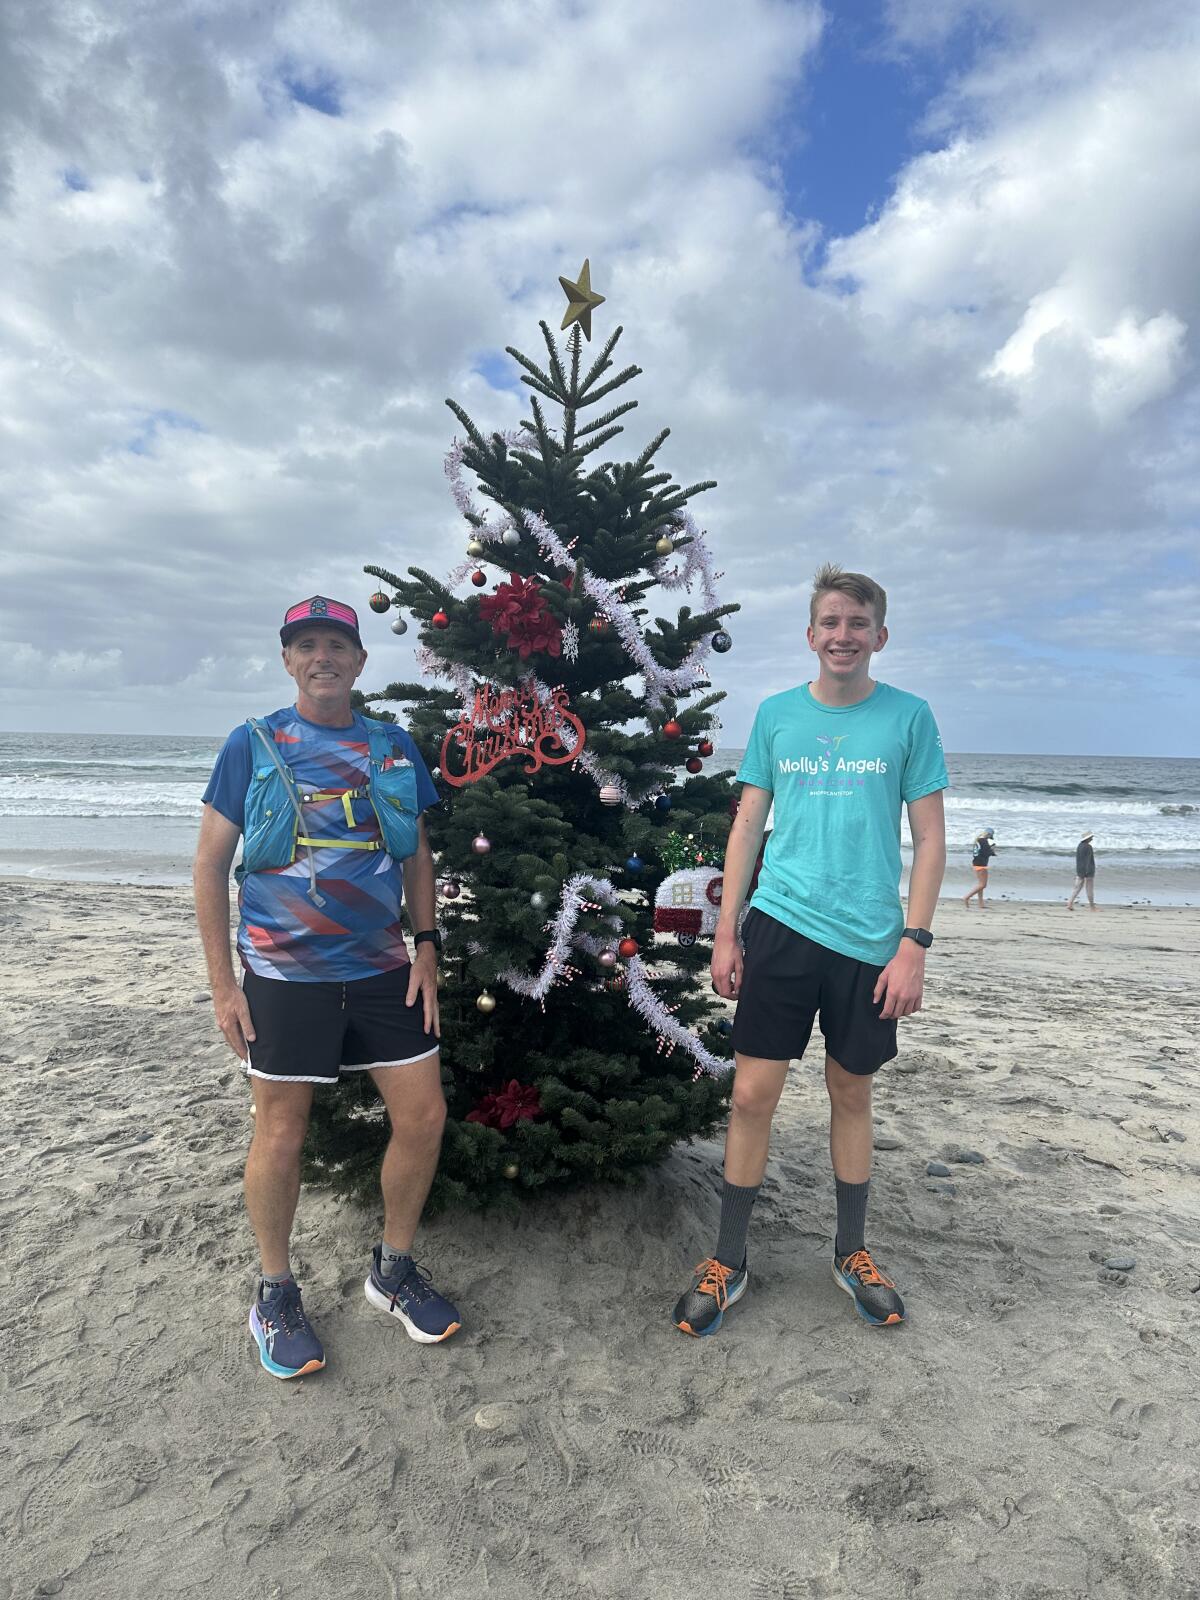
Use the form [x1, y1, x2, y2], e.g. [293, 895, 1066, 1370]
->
[282, 625, 367, 721]
[806, 589, 887, 692]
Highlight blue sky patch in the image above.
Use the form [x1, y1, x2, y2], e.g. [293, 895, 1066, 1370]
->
[281, 66, 342, 117]
[474, 351, 524, 394]
[127, 410, 206, 456]
[62, 167, 90, 192]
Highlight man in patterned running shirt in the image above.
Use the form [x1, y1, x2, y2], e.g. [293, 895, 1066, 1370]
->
[194, 596, 460, 1380]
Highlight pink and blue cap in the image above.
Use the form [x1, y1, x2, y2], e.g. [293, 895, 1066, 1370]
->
[280, 596, 362, 647]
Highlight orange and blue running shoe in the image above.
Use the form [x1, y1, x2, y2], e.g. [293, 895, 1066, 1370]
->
[672, 1257, 748, 1337]
[249, 1280, 326, 1379]
[832, 1247, 905, 1326]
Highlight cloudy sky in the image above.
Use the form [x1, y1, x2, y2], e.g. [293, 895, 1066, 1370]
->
[2, 0, 1197, 755]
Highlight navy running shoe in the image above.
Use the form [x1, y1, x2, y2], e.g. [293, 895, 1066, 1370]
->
[248, 1280, 326, 1379]
[364, 1247, 461, 1343]
[672, 1257, 748, 1337]
[832, 1247, 905, 1326]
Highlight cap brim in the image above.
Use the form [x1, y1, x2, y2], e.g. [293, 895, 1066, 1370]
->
[280, 618, 362, 647]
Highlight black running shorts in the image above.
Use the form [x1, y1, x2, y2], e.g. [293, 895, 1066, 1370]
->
[731, 909, 897, 1076]
[242, 966, 439, 1084]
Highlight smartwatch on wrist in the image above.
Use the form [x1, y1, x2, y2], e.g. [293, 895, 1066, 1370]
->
[900, 927, 933, 949]
[413, 929, 443, 953]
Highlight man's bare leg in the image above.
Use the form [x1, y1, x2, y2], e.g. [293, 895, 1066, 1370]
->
[244, 1078, 313, 1276]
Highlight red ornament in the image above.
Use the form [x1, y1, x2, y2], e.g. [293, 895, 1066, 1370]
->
[465, 1079, 543, 1130]
[618, 936, 639, 959]
[471, 570, 487, 587]
[432, 610, 450, 630]
[686, 756, 703, 774]
[663, 720, 682, 740]
[697, 739, 714, 757]
[588, 617, 607, 634]
[478, 572, 563, 659]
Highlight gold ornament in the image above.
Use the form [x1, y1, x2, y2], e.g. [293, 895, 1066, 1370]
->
[467, 537, 485, 559]
[476, 990, 496, 1014]
[655, 535, 674, 557]
[558, 258, 606, 341]
[503, 1161, 520, 1180]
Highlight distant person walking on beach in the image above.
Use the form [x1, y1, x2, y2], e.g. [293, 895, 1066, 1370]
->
[964, 826, 998, 908]
[1067, 830, 1096, 910]
[673, 564, 947, 1338]
[193, 596, 459, 1381]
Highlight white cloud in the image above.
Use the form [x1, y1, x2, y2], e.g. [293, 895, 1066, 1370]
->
[0, 0, 1196, 754]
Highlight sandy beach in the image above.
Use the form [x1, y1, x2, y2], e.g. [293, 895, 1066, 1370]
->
[2, 879, 1198, 1599]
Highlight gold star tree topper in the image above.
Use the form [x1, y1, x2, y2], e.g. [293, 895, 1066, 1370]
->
[558, 259, 606, 341]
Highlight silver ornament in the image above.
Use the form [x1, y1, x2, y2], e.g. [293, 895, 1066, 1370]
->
[530, 891, 547, 910]
[471, 834, 492, 854]
[390, 617, 408, 635]
[502, 527, 520, 548]
[599, 784, 621, 806]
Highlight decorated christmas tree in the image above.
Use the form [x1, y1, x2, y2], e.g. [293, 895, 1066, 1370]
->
[305, 264, 741, 1211]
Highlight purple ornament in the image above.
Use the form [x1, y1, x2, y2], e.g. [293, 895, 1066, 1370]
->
[471, 834, 492, 855]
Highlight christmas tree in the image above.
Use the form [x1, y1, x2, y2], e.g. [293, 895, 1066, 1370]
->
[305, 265, 741, 1211]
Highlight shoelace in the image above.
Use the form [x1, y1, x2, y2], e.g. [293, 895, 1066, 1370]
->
[389, 1262, 436, 1307]
[841, 1249, 894, 1288]
[263, 1285, 308, 1337]
[693, 1258, 735, 1310]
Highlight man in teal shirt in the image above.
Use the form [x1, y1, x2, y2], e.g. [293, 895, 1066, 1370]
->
[673, 564, 948, 1336]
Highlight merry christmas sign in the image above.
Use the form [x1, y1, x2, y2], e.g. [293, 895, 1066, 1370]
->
[440, 678, 586, 787]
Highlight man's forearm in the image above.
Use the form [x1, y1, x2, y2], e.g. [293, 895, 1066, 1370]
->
[906, 839, 946, 930]
[194, 865, 239, 991]
[716, 815, 767, 931]
[404, 846, 437, 934]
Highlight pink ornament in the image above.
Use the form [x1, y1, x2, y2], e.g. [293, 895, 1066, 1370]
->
[441, 880, 461, 900]
[599, 949, 617, 968]
[599, 784, 621, 806]
[471, 834, 492, 855]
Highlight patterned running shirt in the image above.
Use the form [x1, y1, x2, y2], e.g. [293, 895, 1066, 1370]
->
[202, 707, 439, 982]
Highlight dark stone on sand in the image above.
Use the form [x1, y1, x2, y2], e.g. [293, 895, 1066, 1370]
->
[948, 1149, 986, 1165]
[925, 1180, 957, 1196]
[193, 992, 211, 1003]
[1103, 1256, 1136, 1272]
[873, 1135, 904, 1151]
[36, 1582, 64, 1597]
[926, 1161, 952, 1177]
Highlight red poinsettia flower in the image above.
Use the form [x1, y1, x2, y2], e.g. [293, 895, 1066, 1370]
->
[464, 1079, 543, 1130]
[478, 574, 563, 659]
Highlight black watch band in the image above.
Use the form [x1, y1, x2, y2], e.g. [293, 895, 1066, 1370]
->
[414, 929, 442, 952]
[901, 927, 933, 949]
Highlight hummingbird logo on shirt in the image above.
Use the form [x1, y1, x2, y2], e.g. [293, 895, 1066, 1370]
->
[816, 733, 849, 753]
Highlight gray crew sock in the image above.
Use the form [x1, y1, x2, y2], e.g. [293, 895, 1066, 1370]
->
[379, 1242, 413, 1281]
[714, 1181, 760, 1270]
[835, 1178, 870, 1259]
[260, 1269, 294, 1297]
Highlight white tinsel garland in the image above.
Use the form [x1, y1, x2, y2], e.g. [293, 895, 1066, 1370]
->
[624, 955, 729, 1077]
[492, 873, 731, 1076]
[496, 873, 622, 1002]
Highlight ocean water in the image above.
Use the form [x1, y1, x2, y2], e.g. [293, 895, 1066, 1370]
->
[1, 733, 1197, 905]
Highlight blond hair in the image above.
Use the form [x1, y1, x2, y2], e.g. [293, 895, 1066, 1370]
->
[809, 563, 887, 628]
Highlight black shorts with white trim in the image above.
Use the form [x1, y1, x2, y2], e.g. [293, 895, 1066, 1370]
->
[242, 965, 438, 1084]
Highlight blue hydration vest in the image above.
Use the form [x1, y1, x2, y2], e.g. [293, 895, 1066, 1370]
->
[240, 716, 420, 904]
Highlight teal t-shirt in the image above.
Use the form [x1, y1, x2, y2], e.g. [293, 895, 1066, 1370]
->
[737, 681, 948, 966]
